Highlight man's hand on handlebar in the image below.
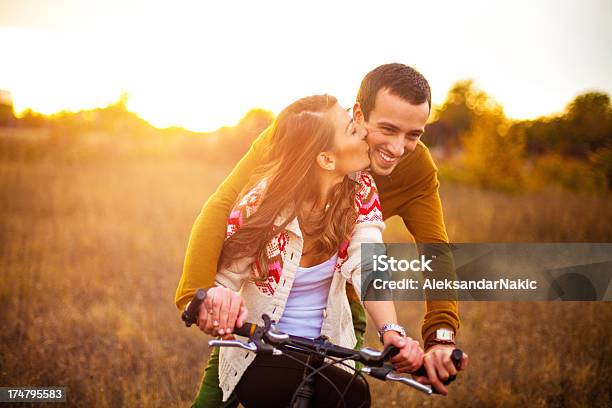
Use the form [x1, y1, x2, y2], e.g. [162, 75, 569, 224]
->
[414, 344, 469, 395]
[196, 286, 248, 339]
[382, 333, 424, 373]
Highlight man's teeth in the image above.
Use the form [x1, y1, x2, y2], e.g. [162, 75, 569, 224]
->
[379, 150, 395, 163]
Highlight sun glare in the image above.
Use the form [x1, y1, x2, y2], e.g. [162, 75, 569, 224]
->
[1, 1, 611, 132]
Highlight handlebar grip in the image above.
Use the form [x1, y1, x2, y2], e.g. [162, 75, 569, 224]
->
[411, 364, 427, 377]
[450, 349, 463, 367]
[232, 322, 258, 338]
[411, 348, 463, 385]
[380, 344, 400, 361]
[182, 289, 206, 327]
[444, 349, 463, 384]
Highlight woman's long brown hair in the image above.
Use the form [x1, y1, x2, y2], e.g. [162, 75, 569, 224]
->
[219, 95, 359, 280]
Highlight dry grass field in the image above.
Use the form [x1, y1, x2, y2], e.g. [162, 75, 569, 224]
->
[1, 153, 611, 407]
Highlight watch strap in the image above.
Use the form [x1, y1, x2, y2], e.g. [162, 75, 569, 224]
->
[378, 323, 406, 343]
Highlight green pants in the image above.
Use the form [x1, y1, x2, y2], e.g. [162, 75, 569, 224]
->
[191, 297, 367, 407]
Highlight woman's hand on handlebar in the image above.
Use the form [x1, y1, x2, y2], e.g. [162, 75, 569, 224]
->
[197, 286, 248, 339]
[383, 333, 424, 373]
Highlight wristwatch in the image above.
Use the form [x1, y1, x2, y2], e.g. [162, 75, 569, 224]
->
[378, 323, 406, 343]
[433, 328, 455, 344]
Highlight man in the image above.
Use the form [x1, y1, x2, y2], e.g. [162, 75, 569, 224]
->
[176, 63, 469, 405]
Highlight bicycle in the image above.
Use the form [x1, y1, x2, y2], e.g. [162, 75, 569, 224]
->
[182, 289, 462, 407]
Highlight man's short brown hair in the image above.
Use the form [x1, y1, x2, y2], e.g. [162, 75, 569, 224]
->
[357, 63, 431, 121]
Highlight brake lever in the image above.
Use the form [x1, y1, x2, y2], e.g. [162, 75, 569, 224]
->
[208, 339, 282, 355]
[361, 364, 432, 395]
[385, 372, 433, 395]
[211, 314, 283, 356]
[209, 339, 258, 352]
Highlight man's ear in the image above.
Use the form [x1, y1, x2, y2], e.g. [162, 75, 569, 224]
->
[353, 102, 364, 124]
[316, 152, 336, 171]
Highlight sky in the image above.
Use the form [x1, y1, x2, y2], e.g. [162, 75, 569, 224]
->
[0, 0, 611, 132]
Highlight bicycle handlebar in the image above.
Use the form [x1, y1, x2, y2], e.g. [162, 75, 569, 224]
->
[183, 288, 463, 395]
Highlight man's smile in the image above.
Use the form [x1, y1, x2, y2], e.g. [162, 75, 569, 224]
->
[374, 148, 400, 167]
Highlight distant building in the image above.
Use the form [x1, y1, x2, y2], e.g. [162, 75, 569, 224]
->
[0, 89, 15, 127]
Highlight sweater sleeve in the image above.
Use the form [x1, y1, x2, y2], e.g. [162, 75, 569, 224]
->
[174, 127, 273, 311]
[214, 180, 268, 291]
[391, 143, 460, 346]
[215, 257, 254, 292]
[340, 172, 385, 299]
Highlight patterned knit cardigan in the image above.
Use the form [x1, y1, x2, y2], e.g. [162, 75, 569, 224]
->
[215, 170, 385, 401]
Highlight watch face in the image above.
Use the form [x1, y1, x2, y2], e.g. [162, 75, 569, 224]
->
[436, 329, 454, 342]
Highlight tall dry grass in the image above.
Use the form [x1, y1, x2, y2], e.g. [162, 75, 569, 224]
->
[1, 151, 611, 407]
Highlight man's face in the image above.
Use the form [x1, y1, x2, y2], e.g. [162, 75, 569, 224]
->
[354, 88, 430, 176]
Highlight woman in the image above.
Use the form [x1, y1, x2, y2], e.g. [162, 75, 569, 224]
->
[196, 95, 423, 407]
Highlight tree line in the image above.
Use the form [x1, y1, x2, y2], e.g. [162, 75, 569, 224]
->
[2, 82, 610, 192]
[424, 80, 611, 192]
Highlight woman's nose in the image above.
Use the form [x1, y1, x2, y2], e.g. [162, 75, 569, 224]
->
[360, 126, 368, 140]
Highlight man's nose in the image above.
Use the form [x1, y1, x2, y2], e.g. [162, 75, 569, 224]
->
[388, 137, 405, 157]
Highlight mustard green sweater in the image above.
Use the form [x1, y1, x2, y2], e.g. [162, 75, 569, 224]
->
[175, 127, 459, 343]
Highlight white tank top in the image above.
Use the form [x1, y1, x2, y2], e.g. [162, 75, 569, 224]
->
[276, 254, 338, 338]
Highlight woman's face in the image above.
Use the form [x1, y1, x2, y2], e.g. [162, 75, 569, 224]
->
[327, 103, 370, 175]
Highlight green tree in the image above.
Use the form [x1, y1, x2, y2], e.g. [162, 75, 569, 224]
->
[462, 103, 526, 191]
[519, 91, 612, 159]
[426, 79, 499, 152]
[562, 92, 612, 158]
